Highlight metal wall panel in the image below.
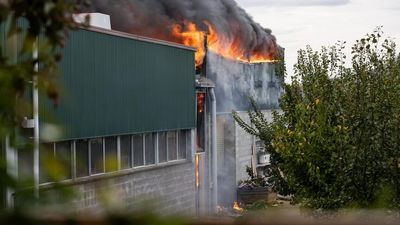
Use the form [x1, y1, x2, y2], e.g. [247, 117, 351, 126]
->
[40, 29, 196, 141]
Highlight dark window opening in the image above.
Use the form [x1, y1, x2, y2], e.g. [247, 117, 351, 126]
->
[105, 137, 118, 172]
[178, 130, 187, 159]
[158, 132, 167, 163]
[18, 146, 34, 185]
[39, 143, 54, 183]
[133, 134, 144, 167]
[196, 92, 205, 152]
[145, 133, 155, 165]
[76, 140, 89, 177]
[90, 138, 104, 174]
[120, 135, 131, 169]
[167, 131, 177, 161]
[55, 141, 72, 180]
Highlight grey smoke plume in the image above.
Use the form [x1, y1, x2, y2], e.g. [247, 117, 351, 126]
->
[90, 0, 278, 61]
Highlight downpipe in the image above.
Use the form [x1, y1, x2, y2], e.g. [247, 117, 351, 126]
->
[210, 88, 217, 213]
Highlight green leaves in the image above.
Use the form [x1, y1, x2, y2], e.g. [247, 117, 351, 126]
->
[235, 29, 400, 210]
[0, 0, 88, 208]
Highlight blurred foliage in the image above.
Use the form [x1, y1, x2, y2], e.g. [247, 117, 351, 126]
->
[234, 28, 400, 210]
[0, 210, 187, 225]
[243, 200, 271, 211]
[0, 0, 89, 209]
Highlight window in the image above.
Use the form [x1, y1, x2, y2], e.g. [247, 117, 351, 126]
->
[167, 131, 177, 161]
[38, 130, 190, 182]
[145, 133, 155, 165]
[120, 135, 131, 169]
[55, 141, 72, 180]
[158, 132, 167, 163]
[105, 137, 118, 172]
[196, 92, 205, 152]
[19, 146, 33, 183]
[90, 138, 104, 174]
[178, 130, 188, 159]
[76, 140, 89, 177]
[133, 134, 144, 167]
[40, 143, 55, 183]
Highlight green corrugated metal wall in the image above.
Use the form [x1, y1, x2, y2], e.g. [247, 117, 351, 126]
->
[40, 29, 196, 141]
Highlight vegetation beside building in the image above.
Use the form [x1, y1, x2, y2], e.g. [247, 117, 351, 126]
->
[234, 28, 400, 210]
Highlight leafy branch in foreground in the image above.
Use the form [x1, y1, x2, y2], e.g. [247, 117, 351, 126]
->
[0, 0, 89, 209]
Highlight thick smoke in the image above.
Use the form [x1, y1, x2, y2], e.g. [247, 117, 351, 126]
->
[90, 0, 277, 60]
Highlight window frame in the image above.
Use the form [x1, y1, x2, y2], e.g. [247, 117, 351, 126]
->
[38, 129, 192, 185]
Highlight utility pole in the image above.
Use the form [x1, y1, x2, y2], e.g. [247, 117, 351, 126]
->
[33, 38, 39, 199]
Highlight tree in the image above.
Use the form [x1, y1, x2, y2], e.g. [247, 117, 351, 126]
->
[234, 28, 400, 210]
[0, 0, 88, 208]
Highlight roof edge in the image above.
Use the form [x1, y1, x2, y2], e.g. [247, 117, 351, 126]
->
[81, 26, 196, 52]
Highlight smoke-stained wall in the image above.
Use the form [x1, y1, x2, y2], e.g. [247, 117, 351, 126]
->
[206, 52, 282, 113]
[217, 111, 277, 207]
[216, 115, 237, 207]
[208, 52, 282, 207]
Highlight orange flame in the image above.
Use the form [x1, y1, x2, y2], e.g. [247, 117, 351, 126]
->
[232, 202, 244, 213]
[172, 22, 206, 67]
[171, 21, 277, 67]
[233, 201, 244, 213]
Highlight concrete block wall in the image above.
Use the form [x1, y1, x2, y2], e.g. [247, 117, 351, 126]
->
[233, 110, 275, 184]
[216, 115, 237, 207]
[54, 162, 196, 216]
[234, 112, 254, 184]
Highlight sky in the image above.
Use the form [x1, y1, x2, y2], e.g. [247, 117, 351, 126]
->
[235, 0, 400, 82]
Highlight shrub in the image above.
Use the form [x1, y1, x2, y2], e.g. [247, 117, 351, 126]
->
[234, 28, 400, 210]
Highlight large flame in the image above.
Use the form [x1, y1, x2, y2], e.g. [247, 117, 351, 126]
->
[172, 22, 206, 67]
[171, 21, 277, 67]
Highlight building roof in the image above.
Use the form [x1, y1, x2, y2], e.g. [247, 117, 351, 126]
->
[82, 26, 196, 52]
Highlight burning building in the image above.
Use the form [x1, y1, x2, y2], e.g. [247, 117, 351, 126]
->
[2, 15, 197, 215]
[89, 0, 283, 211]
[2, 0, 283, 215]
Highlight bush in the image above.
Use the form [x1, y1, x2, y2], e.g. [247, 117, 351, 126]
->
[234, 28, 400, 210]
